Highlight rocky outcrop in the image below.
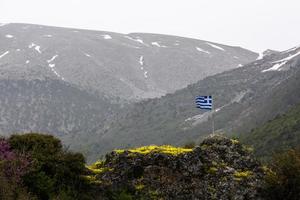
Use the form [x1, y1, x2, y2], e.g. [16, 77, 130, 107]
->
[87, 135, 265, 200]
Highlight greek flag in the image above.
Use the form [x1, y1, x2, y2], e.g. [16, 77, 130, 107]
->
[195, 96, 212, 110]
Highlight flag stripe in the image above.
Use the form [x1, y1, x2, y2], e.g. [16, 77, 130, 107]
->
[195, 96, 212, 110]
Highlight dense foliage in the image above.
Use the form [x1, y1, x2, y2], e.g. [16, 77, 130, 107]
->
[262, 149, 300, 200]
[241, 103, 300, 161]
[0, 133, 96, 200]
[1, 132, 300, 199]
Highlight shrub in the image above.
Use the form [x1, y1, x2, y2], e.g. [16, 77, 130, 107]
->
[262, 149, 300, 200]
[8, 133, 88, 199]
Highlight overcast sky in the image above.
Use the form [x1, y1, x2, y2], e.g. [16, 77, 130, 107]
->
[1, 0, 299, 52]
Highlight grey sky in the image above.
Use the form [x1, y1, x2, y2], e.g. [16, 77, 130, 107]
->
[1, 0, 299, 52]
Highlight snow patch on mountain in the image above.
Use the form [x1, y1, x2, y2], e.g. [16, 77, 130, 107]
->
[16, 49, 20, 52]
[101, 34, 112, 39]
[125, 36, 148, 46]
[262, 51, 300, 72]
[84, 53, 91, 57]
[206, 42, 225, 51]
[0, 51, 9, 59]
[151, 42, 167, 48]
[196, 47, 210, 54]
[273, 51, 300, 63]
[28, 43, 42, 53]
[47, 55, 58, 63]
[35, 46, 42, 54]
[5, 34, 14, 38]
[283, 45, 300, 53]
[44, 35, 53, 38]
[26, 60, 30, 64]
[144, 71, 148, 78]
[47, 63, 65, 80]
[256, 52, 264, 60]
[139, 56, 144, 66]
[262, 62, 286, 72]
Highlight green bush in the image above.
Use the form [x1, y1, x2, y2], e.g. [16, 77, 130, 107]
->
[8, 133, 89, 200]
[262, 149, 300, 200]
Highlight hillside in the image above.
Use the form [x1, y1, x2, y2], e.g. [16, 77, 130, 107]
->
[82, 45, 300, 161]
[0, 23, 259, 153]
[240, 103, 300, 161]
[87, 135, 265, 200]
[0, 23, 257, 100]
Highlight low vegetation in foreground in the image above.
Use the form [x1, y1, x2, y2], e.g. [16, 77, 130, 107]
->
[0, 133, 299, 200]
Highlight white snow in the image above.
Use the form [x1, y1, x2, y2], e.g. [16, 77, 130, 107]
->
[144, 71, 148, 78]
[28, 43, 42, 53]
[47, 63, 65, 81]
[151, 42, 167, 48]
[84, 53, 91, 57]
[5, 34, 14, 38]
[238, 64, 243, 67]
[234, 56, 239, 59]
[124, 36, 148, 46]
[282, 45, 300, 53]
[47, 55, 58, 63]
[196, 47, 210, 54]
[28, 43, 35, 48]
[206, 42, 225, 51]
[273, 51, 300, 63]
[262, 51, 300, 72]
[174, 43, 180, 46]
[35, 46, 42, 54]
[0, 51, 9, 59]
[262, 62, 286, 72]
[256, 52, 264, 60]
[16, 49, 21, 52]
[139, 56, 144, 65]
[101, 34, 112, 39]
[44, 35, 53, 38]
[26, 60, 30, 64]
[49, 64, 55, 68]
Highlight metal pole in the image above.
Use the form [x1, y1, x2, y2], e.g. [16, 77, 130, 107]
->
[212, 100, 215, 135]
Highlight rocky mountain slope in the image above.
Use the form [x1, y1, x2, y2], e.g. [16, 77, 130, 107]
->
[83, 45, 300, 161]
[0, 79, 119, 139]
[87, 135, 265, 200]
[240, 102, 300, 161]
[0, 23, 257, 100]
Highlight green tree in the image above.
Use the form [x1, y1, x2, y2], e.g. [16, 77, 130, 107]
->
[262, 149, 300, 200]
[9, 133, 88, 200]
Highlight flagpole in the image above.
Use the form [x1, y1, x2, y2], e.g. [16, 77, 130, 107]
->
[212, 97, 215, 135]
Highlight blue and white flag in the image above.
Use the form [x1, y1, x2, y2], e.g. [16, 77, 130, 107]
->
[195, 96, 212, 110]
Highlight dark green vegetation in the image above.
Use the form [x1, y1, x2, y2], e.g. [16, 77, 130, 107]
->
[1, 133, 300, 199]
[1, 133, 95, 200]
[241, 103, 300, 161]
[262, 149, 300, 200]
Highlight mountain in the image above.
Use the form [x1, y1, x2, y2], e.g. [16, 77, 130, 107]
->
[0, 79, 119, 139]
[83, 45, 300, 161]
[0, 23, 257, 100]
[0, 23, 259, 156]
[240, 102, 300, 161]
